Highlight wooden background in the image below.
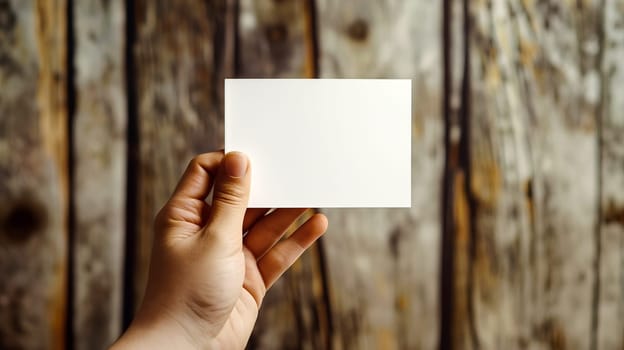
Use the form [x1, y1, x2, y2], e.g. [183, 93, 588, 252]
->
[0, 0, 623, 349]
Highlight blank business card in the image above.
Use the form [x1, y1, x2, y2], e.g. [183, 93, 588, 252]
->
[224, 79, 411, 208]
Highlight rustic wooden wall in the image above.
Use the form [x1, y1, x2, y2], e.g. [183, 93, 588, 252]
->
[446, 1, 624, 349]
[72, 0, 126, 348]
[317, 1, 443, 349]
[0, 0, 622, 349]
[0, 1, 68, 349]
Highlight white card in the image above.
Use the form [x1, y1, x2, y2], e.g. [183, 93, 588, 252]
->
[225, 79, 411, 208]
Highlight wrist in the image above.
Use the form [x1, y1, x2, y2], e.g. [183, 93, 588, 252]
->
[110, 307, 216, 350]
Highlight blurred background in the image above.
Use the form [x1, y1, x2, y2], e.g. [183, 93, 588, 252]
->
[0, 0, 623, 349]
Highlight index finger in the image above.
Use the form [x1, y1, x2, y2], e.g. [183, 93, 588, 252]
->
[170, 151, 224, 202]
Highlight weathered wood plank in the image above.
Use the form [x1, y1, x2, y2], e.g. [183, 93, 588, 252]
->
[132, 0, 235, 309]
[440, 0, 471, 347]
[465, 0, 602, 348]
[238, 1, 331, 349]
[72, 0, 126, 348]
[248, 211, 332, 350]
[238, 0, 308, 78]
[598, 0, 624, 348]
[316, 1, 442, 348]
[0, 0, 68, 348]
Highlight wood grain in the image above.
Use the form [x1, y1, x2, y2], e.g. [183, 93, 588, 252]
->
[316, 1, 443, 349]
[238, 1, 331, 349]
[441, 0, 470, 347]
[1, 1, 624, 348]
[71, 0, 126, 348]
[598, 0, 624, 348]
[238, 0, 307, 78]
[132, 0, 236, 309]
[0, 0, 68, 348]
[464, 0, 603, 348]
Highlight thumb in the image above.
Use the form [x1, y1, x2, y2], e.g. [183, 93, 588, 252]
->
[206, 151, 251, 236]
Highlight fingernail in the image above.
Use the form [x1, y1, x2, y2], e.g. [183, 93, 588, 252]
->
[224, 152, 248, 178]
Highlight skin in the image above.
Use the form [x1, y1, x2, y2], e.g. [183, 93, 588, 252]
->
[111, 151, 328, 349]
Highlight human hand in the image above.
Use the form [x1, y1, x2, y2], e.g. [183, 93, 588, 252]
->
[111, 151, 328, 349]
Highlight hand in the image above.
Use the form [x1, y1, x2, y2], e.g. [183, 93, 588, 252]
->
[111, 151, 328, 349]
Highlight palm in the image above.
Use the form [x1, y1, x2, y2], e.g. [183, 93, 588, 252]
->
[210, 208, 327, 349]
[211, 248, 263, 350]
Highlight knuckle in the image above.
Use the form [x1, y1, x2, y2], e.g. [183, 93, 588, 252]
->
[266, 248, 290, 269]
[188, 156, 201, 170]
[214, 183, 246, 207]
[187, 152, 221, 170]
[154, 206, 171, 226]
[153, 206, 176, 238]
[202, 225, 219, 239]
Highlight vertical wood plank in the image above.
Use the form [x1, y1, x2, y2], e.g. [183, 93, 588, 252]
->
[238, 1, 331, 349]
[132, 0, 235, 309]
[440, 0, 470, 347]
[316, 1, 442, 348]
[72, 0, 126, 348]
[0, 0, 68, 348]
[465, 0, 602, 348]
[598, 0, 624, 348]
[238, 0, 307, 78]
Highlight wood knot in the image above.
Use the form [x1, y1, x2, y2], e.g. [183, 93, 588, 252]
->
[347, 19, 368, 42]
[604, 199, 624, 226]
[265, 24, 288, 42]
[388, 226, 402, 258]
[0, 0, 16, 32]
[535, 319, 566, 350]
[1, 197, 47, 243]
[524, 178, 533, 200]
